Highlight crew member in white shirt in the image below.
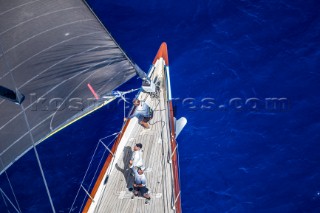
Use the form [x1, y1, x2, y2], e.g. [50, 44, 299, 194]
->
[129, 143, 144, 173]
[133, 167, 151, 203]
[125, 99, 151, 129]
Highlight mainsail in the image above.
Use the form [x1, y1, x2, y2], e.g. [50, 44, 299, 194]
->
[0, 0, 136, 173]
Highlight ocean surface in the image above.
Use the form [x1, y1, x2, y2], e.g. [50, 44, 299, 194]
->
[1, 0, 320, 212]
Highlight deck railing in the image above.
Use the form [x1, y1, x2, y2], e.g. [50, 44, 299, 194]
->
[168, 100, 182, 213]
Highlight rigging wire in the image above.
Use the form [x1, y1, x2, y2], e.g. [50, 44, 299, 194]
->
[0, 42, 56, 213]
[78, 134, 118, 211]
[77, 89, 137, 211]
[78, 148, 107, 211]
[1, 188, 9, 213]
[0, 188, 20, 213]
[68, 133, 118, 213]
[2, 171, 22, 213]
[14, 68, 56, 213]
[69, 88, 138, 212]
[68, 138, 100, 213]
[0, 159, 22, 213]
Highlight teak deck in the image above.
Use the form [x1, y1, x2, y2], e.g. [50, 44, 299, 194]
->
[85, 57, 178, 213]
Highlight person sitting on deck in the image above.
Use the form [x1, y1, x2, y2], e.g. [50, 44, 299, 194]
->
[129, 143, 144, 174]
[125, 99, 152, 129]
[132, 167, 151, 204]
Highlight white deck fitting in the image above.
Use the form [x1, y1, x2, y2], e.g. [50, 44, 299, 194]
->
[89, 58, 176, 213]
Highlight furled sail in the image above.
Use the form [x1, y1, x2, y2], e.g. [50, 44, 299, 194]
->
[0, 0, 136, 174]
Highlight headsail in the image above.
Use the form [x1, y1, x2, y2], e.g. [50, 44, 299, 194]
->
[0, 0, 136, 174]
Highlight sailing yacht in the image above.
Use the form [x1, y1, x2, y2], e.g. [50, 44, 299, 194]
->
[0, 0, 186, 212]
[83, 42, 187, 212]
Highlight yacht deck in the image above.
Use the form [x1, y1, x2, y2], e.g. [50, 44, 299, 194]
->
[90, 58, 177, 213]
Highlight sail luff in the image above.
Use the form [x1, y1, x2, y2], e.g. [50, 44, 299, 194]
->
[82, 0, 139, 73]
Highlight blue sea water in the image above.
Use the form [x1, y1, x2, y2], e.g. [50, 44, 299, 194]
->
[1, 0, 320, 212]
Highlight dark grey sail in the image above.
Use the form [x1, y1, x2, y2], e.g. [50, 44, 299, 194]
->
[0, 0, 136, 173]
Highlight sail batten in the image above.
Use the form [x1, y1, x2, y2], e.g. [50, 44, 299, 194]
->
[0, 0, 136, 174]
